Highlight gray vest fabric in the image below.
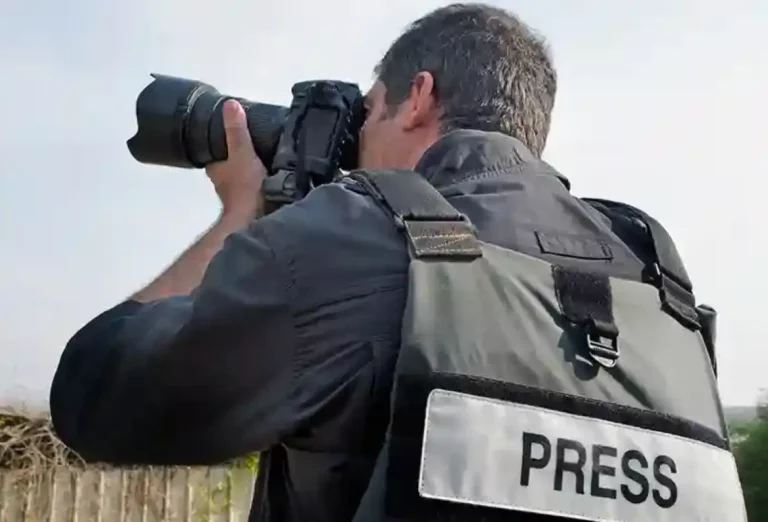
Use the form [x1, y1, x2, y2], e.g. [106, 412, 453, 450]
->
[348, 170, 746, 522]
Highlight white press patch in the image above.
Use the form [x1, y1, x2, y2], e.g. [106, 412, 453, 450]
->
[418, 389, 747, 522]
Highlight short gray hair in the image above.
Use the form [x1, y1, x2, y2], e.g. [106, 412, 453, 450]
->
[374, 3, 557, 157]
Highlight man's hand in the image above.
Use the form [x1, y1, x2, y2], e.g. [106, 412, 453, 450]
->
[206, 99, 268, 220]
[130, 99, 268, 302]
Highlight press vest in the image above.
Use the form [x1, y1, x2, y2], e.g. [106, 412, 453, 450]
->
[346, 169, 746, 522]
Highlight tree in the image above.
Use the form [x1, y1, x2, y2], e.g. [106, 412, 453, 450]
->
[732, 390, 768, 521]
[757, 389, 768, 421]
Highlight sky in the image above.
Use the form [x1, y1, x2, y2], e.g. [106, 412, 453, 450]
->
[0, 0, 766, 410]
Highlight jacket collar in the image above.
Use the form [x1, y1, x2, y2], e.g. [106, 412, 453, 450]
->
[414, 129, 570, 191]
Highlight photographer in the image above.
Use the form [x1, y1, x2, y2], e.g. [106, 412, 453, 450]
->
[50, 3, 744, 522]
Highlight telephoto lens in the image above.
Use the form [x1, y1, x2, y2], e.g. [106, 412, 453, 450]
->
[126, 74, 290, 169]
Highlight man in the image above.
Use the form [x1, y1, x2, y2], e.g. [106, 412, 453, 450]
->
[50, 3, 741, 522]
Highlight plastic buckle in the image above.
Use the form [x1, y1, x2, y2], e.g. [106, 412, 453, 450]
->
[583, 317, 620, 369]
[263, 169, 301, 205]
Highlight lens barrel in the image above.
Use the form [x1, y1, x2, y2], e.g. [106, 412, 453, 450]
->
[127, 74, 289, 169]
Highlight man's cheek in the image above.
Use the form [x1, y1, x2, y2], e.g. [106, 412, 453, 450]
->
[359, 125, 376, 155]
[358, 133, 373, 168]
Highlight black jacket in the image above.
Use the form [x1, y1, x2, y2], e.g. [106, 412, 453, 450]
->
[50, 129, 652, 522]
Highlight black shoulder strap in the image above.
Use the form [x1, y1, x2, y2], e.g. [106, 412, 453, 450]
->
[583, 198, 701, 331]
[347, 169, 482, 260]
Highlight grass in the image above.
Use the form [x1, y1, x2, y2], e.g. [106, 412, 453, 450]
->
[0, 408, 258, 474]
[0, 409, 83, 473]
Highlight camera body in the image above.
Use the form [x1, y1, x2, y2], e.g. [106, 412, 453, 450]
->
[127, 74, 366, 205]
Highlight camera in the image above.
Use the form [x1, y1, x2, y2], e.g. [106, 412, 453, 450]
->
[127, 74, 366, 205]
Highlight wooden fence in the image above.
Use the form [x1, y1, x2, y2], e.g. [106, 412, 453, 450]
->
[0, 467, 256, 522]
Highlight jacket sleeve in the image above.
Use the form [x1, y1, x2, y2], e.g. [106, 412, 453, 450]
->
[50, 219, 299, 467]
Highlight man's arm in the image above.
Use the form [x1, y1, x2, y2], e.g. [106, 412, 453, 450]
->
[50, 214, 299, 466]
[131, 209, 258, 302]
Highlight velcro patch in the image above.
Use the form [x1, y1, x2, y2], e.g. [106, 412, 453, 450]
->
[418, 389, 747, 522]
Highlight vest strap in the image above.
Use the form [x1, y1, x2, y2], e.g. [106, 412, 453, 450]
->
[584, 198, 701, 331]
[348, 170, 482, 260]
[553, 265, 621, 368]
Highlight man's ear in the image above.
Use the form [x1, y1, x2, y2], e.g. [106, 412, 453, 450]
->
[398, 71, 438, 132]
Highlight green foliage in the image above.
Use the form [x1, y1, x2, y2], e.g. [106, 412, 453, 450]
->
[732, 392, 768, 522]
[237, 452, 260, 474]
[190, 457, 260, 522]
